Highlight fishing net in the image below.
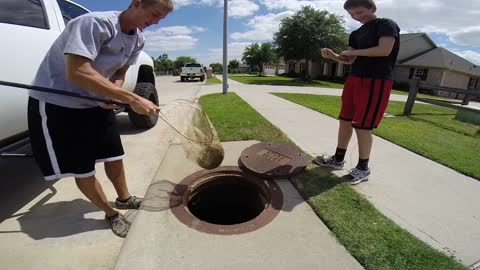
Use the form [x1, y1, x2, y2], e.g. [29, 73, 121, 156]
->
[159, 99, 224, 170]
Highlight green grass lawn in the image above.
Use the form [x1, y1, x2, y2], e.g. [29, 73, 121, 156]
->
[229, 74, 452, 101]
[229, 74, 344, 88]
[272, 93, 480, 180]
[199, 92, 467, 270]
[391, 89, 453, 101]
[206, 76, 222, 84]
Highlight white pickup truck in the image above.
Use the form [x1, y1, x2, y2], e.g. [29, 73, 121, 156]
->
[0, 0, 159, 153]
[180, 63, 206, 82]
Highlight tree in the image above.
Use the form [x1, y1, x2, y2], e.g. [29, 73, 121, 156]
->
[274, 6, 348, 81]
[242, 42, 278, 76]
[154, 53, 174, 74]
[209, 63, 223, 74]
[173, 56, 197, 70]
[228, 59, 240, 73]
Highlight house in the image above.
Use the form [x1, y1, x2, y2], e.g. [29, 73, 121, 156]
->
[237, 64, 250, 74]
[394, 33, 480, 99]
[263, 63, 286, 75]
[289, 33, 480, 99]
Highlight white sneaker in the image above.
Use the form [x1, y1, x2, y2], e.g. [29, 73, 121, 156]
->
[347, 167, 370, 185]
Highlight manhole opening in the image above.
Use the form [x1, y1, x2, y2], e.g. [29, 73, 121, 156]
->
[187, 175, 269, 225]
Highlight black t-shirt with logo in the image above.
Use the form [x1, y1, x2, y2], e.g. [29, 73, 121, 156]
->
[348, 18, 400, 80]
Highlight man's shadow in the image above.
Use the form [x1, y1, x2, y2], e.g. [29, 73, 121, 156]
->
[7, 198, 109, 240]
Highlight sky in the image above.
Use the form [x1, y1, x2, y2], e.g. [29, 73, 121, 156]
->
[73, 0, 480, 66]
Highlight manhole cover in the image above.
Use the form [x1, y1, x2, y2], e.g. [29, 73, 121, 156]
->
[238, 142, 307, 178]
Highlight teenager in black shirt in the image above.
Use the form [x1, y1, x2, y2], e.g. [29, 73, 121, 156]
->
[315, 0, 400, 184]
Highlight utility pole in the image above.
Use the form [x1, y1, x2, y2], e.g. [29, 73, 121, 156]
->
[222, 0, 228, 94]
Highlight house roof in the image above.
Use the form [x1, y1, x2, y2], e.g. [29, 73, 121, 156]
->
[399, 40, 480, 77]
[400, 33, 423, 41]
[400, 32, 437, 48]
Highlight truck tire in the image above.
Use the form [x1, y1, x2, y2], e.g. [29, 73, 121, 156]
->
[181, 76, 185, 82]
[127, 82, 159, 129]
[200, 75, 205, 81]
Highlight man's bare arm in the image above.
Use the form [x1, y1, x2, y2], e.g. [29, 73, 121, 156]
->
[65, 54, 158, 115]
[341, 36, 396, 57]
[66, 54, 137, 103]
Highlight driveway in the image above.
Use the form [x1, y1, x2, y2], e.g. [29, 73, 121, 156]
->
[0, 75, 202, 270]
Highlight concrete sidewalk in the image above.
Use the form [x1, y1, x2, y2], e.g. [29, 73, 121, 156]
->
[115, 141, 364, 270]
[200, 79, 480, 268]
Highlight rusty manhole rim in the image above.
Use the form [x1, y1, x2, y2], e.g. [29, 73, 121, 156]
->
[170, 166, 283, 235]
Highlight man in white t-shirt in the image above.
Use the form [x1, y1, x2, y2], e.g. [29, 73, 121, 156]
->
[28, 0, 173, 237]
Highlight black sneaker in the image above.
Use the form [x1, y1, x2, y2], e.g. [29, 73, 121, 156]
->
[347, 167, 371, 185]
[313, 154, 345, 169]
[115, 196, 143, 210]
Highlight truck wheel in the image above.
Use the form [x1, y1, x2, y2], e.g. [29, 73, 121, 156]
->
[181, 76, 185, 82]
[200, 75, 205, 81]
[127, 82, 159, 129]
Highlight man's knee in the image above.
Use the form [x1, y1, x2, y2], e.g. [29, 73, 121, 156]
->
[354, 128, 373, 139]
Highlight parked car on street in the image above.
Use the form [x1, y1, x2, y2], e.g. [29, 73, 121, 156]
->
[0, 0, 159, 153]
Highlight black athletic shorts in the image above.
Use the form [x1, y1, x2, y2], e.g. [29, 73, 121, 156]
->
[28, 97, 124, 181]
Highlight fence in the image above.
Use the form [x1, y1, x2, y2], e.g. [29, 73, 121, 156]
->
[403, 77, 480, 116]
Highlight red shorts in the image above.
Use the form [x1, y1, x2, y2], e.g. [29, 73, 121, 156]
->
[339, 76, 392, 130]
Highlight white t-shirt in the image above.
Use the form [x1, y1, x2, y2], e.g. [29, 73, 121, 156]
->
[30, 11, 145, 108]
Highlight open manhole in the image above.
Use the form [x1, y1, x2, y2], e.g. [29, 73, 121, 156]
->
[171, 166, 283, 235]
[188, 174, 269, 225]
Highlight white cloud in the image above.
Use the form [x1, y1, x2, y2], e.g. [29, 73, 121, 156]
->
[194, 42, 252, 65]
[448, 27, 480, 47]
[143, 26, 205, 52]
[191, 26, 207, 32]
[173, 0, 258, 17]
[228, 0, 259, 17]
[145, 35, 198, 52]
[258, 0, 480, 47]
[231, 11, 293, 41]
[173, 0, 217, 8]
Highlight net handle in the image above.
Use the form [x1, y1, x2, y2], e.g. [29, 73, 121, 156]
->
[0, 80, 215, 144]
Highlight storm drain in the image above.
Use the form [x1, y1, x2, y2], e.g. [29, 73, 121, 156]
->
[170, 142, 307, 235]
[171, 166, 283, 235]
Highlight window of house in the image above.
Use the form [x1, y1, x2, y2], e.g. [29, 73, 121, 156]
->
[299, 63, 305, 74]
[415, 68, 429, 80]
[467, 77, 479, 90]
[289, 63, 295, 72]
[409, 68, 429, 80]
[0, 0, 48, 29]
[342, 65, 351, 77]
[57, 0, 89, 24]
